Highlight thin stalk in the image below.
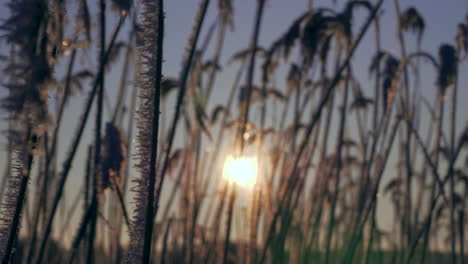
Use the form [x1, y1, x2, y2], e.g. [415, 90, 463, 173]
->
[448, 48, 460, 264]
[257, 2, 384, 261]
[35, 15, 125, 264]
[2, 130, 37, 264]
[325, 63, 351, 264]
[419, 97, 444, 264]
[238, 0, 266, 152]
[343, 116, 402, 264]
[394, 0, 414, 250]
[110, 176, 131, 228]
[154, 0, 210, 222]
[86, 1, 107, 262]
[187, 133, 202, 264]
[372, 11, 381, 132]
[68, 199, 98, 264]
[203, 16, 227, 103]
[204, 183, 229, 264]
[141, 0, 164, 262]
[25, 135, 47, 264]
[222, 186, 237, 264]
[26, 47, 78, 264]
[160, 218, 173, 264]
[364, 205, 378, 264]
[199, 60, 246, 214]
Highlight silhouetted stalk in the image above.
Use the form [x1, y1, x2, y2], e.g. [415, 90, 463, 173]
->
[203, 16, 227, 103]
[325, 62, 351, 264]
[0, 1, 466, 263]
[34, 15, 125, 264]
[45, 47, 77, 174]
[194, 149, 206, 264]
[58, 183, 84, 240]
[2, 130, 37, 264]
[366, 15, 383, 259]
[257, 3, 383, 262]
[459, 209, 465, 264]
[85, 145, 93, 215]
[372, 11, 381, 131]
[38, 47, 78, 228]
[247, 188, 262, 264]
[222, 186, 237, 264]
[154, 0, 210, 223]
[86, 1, 106, 262]
[26, 133, 46, 264]
[378, 101, 444, 264]
[180, 21, 224, 253]
[198, 61, 246, 216]
[448, 48, 460, 264]
[199, 19, 218, 57]
[394, 0, 414, 251]
[343, 116, 402, 264]
[304, 120, 323, 248]
[110, 176, 130, 228]
[306, 59, 336, 255]
[238, 0, 266, 152]
[411, 102, 433, 246]
[159, 154, 188, 224]
[419, 95, 444, 264]
[160, 218, 173, 264]
[361, 111, 397, 262]
[354, 92, 397, 241]
[404, 115, 458, 263]
[180, 155, 192, 263]
[291, 66, 303, 152]
[187, 134, 202, 264]
[278, 94, 291, 134]
[191, 17, 230, 230]
[155, 25, 217, 221]
[251, 53, 274, 264]
[68, 198, 98, 264]
[25, 45, 78, 264]
[26, 143, 47, 264]
[204, 183, 229, 264]
[364, 205, 378, 264]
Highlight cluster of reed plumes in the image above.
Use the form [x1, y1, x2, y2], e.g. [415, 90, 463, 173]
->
[0, 0, 467, 263]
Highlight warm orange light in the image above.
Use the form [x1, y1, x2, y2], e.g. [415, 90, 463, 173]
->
[223, 156, 258, 188]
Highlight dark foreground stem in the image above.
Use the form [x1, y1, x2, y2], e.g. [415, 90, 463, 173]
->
[2, 131, 37, 264]
[141, 0, 164, 262]
[86, 1, 106, 263]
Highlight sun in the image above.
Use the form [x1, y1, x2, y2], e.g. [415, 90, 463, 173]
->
[223, 156, 258, 187]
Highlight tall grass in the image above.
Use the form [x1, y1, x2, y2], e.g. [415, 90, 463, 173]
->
[0, 0, 467, 264]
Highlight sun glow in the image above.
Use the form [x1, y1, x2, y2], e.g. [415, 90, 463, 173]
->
[223, 156, 258, 187]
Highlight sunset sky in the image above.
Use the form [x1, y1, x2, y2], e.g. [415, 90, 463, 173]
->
[0, 0, 467, 244]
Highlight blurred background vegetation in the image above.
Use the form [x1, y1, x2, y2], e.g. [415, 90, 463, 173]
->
[0, 0, 467, 263]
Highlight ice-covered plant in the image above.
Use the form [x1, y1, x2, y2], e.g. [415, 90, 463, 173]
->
[128, 0, 164, 263]
[0, 0, 54, 262]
